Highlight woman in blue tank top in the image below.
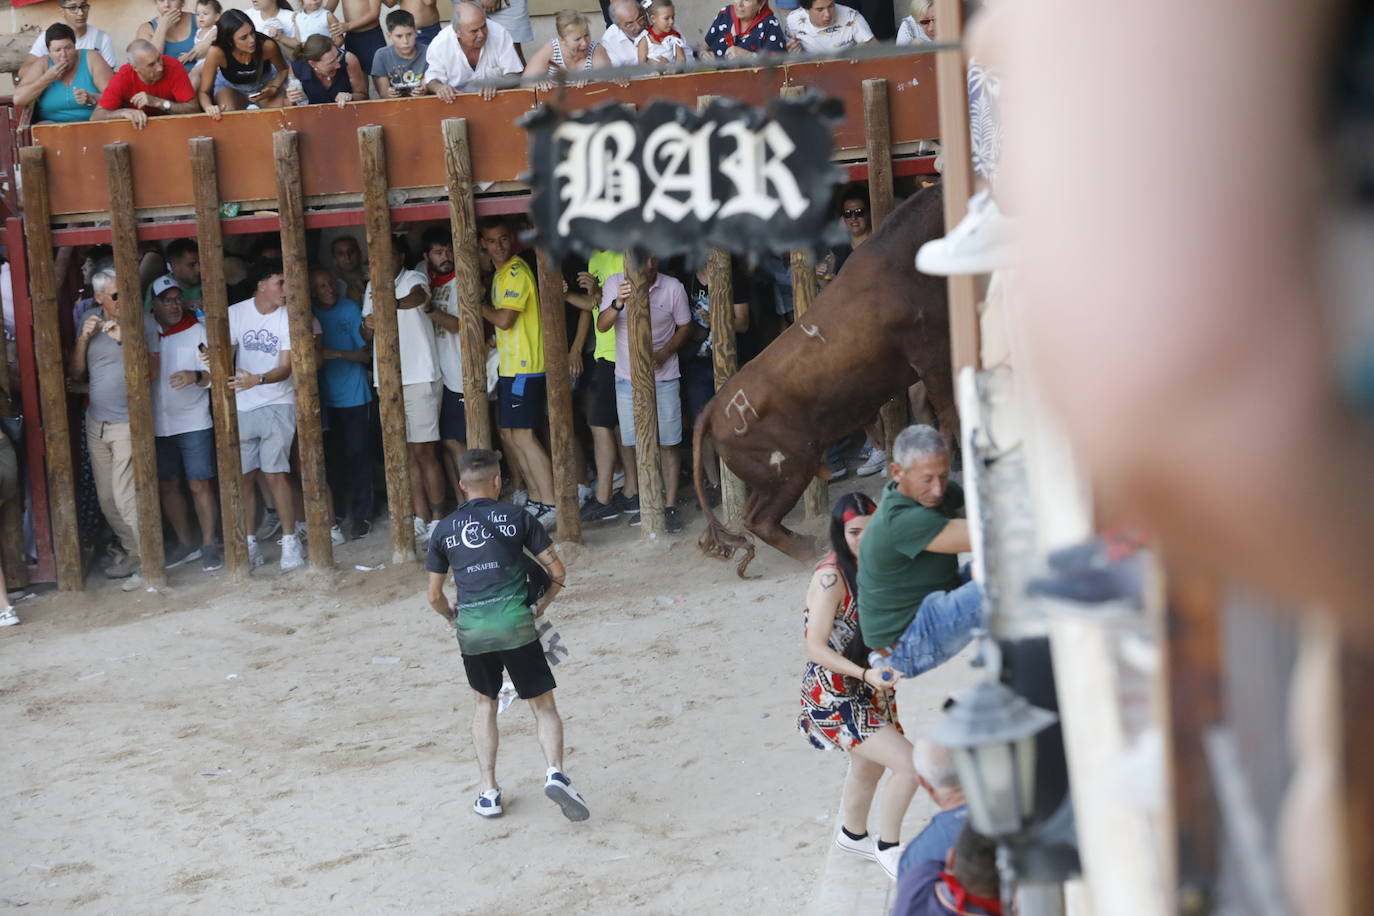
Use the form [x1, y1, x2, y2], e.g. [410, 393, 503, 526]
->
[137, 0, 199, 61]
[12, 23, 113, 123]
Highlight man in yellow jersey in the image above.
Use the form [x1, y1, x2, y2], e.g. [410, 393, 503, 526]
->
[478, 218, 557, 528]
[575, 250, 639, 522]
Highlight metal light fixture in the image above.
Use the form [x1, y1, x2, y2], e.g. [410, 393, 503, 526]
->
[927, 678, 1059, 838]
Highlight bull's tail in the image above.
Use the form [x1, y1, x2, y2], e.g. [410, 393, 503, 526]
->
[692, 410, 757, 578]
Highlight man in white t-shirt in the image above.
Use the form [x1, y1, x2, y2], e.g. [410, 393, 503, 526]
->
[23, 0, 118, 73]
[150, 277, 223, 574]
[361, 235, 448, 550]
[416, 226, 469, 496]
[784, 0, 874, 52]
[425, 1, 522, 101]
[226, 259, 305, 572]
[599, 0, 647, 67]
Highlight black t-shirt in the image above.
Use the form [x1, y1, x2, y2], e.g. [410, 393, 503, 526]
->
[426, 497, 553, 654]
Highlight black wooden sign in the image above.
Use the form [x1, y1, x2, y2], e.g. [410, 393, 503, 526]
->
[521, 94, 844, 260]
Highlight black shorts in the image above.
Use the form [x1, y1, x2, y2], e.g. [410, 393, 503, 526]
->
[439, 385, 467, 443]
[586, 358, 619, 429]
[497, 375, 547, 430]
[463, 638, 556, 700]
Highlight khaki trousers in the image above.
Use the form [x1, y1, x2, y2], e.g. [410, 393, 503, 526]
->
[86, 418, 140, 556]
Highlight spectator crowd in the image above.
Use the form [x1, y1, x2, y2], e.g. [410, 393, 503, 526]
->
[14, 0, 939, 125]
[45, 181, 928, 587]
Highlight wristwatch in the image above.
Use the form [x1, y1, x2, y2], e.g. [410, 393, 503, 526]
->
[161, 98, 171, 112]
[258, 374, 266, 386]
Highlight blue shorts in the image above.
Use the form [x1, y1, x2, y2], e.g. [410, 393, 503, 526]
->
[439, 385, 468, 443]
[212, 65, 279, 98]
[156, 428, 217, 482]
[497, 375, 546, 430]
[416, 22, 442, 43]
[344, 25, 387, 72]
[615, 376, 683, 447]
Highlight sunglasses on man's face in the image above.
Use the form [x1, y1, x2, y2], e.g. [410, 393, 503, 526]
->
[842, 208, 866, 218]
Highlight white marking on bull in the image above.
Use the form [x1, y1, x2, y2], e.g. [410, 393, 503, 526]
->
[725, 388, 760, 436]
[769, 450, 786, 469]
[800, 322, 826, 343]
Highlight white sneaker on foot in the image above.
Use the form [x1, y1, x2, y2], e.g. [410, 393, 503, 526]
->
[247, 536, 265, 569]
[0, 606, 19, 627]
[330, 525, 346, 546]
[473, 787, 503, 817]
[856, 448, 888, 477]
[834, 829, 877, 861]
[279, 533, 305, 571]
[916, 189, 1014, 276]
[876, 843, 902, 881]
[120, 572, 145, 593]
[544, 768, 589, 821]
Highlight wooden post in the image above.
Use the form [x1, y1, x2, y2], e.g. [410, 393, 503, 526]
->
[189, 137, 249, 579]
[698, 93, 746, 529]
[788, 248, 829, 520]
[1341, 642, 1374, 916]
[863, 77, 909, 457]
[534, 250, 582, 543]
[623, 252, 664, 536]
[17, 147, 82, 590]
[933, 0, 980, 377]
[274, 130, 333, 568]
[104, 142, 165, 587]
[441, 118, 492, 450]
[358, 125, 418, 565]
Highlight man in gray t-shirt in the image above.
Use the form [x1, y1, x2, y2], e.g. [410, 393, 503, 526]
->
[69, 267, 161, 581]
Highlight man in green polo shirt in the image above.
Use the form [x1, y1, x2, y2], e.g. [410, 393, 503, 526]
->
[857, 424, 983, 676]
[143, 239, 204, 316]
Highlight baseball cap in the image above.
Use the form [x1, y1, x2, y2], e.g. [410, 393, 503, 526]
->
[151, 275, 181, 298]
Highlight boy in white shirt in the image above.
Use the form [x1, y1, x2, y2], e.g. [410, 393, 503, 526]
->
[784, 0, 874, 52]
[361, 235, 449, 550]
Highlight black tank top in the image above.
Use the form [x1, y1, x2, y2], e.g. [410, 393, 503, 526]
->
[219, 39, 266, 86]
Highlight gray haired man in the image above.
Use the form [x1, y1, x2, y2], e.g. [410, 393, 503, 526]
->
[68, 267, 161, 587]
[856, 424, 983, 676]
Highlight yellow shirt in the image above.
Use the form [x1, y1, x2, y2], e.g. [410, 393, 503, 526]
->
[587, 250, 623, 363]
[492, 256, 544, 377]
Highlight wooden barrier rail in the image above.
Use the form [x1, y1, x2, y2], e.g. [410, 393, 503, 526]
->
[29, 56, 938, 220]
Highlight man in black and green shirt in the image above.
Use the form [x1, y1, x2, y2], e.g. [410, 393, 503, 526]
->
[426, 449, 590, 822]
[857, 425, 983, 676]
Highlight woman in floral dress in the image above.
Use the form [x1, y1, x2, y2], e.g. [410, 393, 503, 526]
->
[798, 491, 919, 880]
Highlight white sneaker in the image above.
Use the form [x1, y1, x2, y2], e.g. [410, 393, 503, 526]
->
[856, 448, 888, 477]
[915, 190, 1014, 276]
[0, 606, 19, 627]
[834, 829, 876, 861]
[876, 843, 902, 881]
[120, 572, 145, 593]
[473, 787, 503, 817]
[279, 533, 305, 571]
[330, 525, 346, 546]
[533, 502, 557, 530]
[544, 768, 590, 821]
[247, 536, 265, 569]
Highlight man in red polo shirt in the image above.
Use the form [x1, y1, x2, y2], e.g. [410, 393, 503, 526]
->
[92, 38, 199, 129]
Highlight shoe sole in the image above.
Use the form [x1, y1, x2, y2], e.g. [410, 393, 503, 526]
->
[202, 561, 224, 572]
[855, 466, 885, 478]
[0, 616, 20, 627]
[473, 805, 503, 817]
[833, 835, 877, 861]
[545, 782, 590, 821]
[166, 550, 203, 570]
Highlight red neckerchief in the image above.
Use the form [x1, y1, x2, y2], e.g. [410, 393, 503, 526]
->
[939, 871, 1003, 916]
[158, 314, 198, 338]
[428, 265, 455, 287]
[648, 26, 682, 41]
[725, 2, 773, 47]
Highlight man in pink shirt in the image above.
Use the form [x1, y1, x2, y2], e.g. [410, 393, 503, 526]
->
[596, 257, 691, 533]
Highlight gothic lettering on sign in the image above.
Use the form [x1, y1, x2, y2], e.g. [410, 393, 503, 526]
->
[523, 94, 844, 260]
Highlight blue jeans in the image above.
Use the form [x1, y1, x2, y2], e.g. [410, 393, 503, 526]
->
[887, 579, 984, 677]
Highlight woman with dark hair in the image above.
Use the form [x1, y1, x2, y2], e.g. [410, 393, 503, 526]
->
[13, 22, 113, 124]
[197, 7, 290, 118]
[798, 490, 919, 881]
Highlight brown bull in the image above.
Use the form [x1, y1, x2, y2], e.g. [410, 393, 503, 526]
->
[692, 184, 955, 575]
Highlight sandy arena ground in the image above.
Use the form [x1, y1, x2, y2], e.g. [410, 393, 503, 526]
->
[1, 480, 973, 914]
